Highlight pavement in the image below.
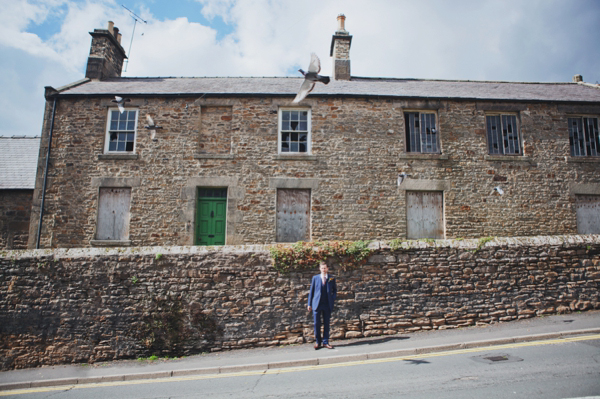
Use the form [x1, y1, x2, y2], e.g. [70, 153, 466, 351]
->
[1, 310, 599, 392]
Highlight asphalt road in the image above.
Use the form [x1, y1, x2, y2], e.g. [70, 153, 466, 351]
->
[4, 336, 599, 399]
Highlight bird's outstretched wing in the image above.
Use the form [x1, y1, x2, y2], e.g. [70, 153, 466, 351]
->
[146, 115, 154, 126]
[293, 80, 315, 103]
[308, 53, 321, 73]
[112, 96, 127, 113]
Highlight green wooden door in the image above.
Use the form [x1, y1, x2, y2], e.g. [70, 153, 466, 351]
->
[195, 188, 227, 245]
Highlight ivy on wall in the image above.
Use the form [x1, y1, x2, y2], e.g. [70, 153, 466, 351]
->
[269, 240, 373, 274]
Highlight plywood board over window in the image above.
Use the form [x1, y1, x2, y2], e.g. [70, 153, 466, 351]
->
[276, 189, 310, 242]
[406, 191, 444, 239]
[576, 195, 600, 234]
[96, 187, 131, 240]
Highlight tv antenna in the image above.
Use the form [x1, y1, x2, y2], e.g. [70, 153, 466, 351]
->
[122, 4, 147, 72]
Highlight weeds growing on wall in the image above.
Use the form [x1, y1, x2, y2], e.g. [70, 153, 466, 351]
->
[269, 240, 373, 274]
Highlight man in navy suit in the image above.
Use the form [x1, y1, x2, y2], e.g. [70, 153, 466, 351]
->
[307, 261, 337, 349]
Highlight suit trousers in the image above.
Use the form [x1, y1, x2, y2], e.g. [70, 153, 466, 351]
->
[313, 307, 331, 345]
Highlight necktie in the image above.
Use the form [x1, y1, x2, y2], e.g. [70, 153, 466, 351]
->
[322, 275, 326, 285]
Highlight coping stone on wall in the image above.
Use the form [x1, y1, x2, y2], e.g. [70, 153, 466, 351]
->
[3, 235, 599, 261]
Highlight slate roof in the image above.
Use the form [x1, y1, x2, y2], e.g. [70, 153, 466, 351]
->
[58, 76, 600, 103]
[0, 136, 40, 189]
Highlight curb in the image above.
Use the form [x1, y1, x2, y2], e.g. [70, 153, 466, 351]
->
[1, 328, 599, 392]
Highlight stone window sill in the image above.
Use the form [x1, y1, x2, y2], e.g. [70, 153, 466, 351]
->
[275, 155, 319, 161]
[98, 153, 139, 160]
[194, 154, 235, 160]
[90, 240, 132, 247]
[567, 157, 600, 163]
[485, 155, 532, 162]
[397, 154, 449, 161]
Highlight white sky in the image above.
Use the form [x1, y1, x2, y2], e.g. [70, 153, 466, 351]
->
[1, 0, 599, 137]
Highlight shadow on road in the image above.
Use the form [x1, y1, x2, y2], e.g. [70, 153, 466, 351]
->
[335, 336, 410, 348]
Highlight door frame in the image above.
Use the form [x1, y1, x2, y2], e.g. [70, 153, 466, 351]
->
[195, 187, 228, 246]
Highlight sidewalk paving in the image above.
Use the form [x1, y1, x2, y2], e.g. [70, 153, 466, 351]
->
[1, 310, 599, 391]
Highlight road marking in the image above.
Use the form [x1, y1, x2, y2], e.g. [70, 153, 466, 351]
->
[3, 334, 600, 396]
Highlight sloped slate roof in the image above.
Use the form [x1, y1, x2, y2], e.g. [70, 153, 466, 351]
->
[0, 137, 40, 189]
[58, 76, 600, 103]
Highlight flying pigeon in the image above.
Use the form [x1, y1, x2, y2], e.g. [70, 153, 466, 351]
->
[397, 172, 409, 186]
[491, 186, 504, 196]
[293, 53, 330, 103]
[144, 115, 162, 141]
[111, 96, 130, 113]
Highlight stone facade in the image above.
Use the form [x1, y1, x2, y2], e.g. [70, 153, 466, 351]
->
[1, 235, 599, 370]
[28, 95, 600, 248]
[0, 190, 33, 249]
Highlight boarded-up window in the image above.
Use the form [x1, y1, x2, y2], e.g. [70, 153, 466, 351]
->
[199, 106, 232, 154]
[575, 195, 600, 234]
[406, 191, 444, 239]
[96, 187, 131, 240]
[276, 189, 310, 242]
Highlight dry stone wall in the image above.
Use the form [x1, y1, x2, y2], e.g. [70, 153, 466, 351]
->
[29, 95, 600, 248]
[1, 235, 599, 370]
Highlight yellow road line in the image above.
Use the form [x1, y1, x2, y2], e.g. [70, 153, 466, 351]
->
[3, 334, 599, 396]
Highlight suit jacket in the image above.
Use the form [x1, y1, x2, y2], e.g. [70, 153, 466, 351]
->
[308, 274, 337, 311]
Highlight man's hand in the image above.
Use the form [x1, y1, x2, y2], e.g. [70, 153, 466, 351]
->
[307, 306, 312, 311]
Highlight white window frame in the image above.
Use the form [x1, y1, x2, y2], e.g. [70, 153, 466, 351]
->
[485, 113, 522, 156]
[404, 110, 440, 154]
[104, 108, 139, 154]
[278, 108, 311, 155]
[568, 115, 599, 157]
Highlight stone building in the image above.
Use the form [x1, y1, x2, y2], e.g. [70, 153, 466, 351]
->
[1, 136, 40, 249]
[29, 16, 600, 249]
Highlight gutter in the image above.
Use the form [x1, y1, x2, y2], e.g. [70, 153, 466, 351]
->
[36, 96, 57, 249]
[52, 91, 600, 106]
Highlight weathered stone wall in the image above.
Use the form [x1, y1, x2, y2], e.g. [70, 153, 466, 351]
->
[2, 235, 599, 370]
[29, 96, 600, 248]
[0, 190, 33, 250]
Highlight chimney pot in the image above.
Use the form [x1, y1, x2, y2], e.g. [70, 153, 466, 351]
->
[113, 27, 119, 38]
[108, 21, 114, 35]
[117, 32, 122, 44]
[573, 74, 583, 83]
[337, 14, 346, 32]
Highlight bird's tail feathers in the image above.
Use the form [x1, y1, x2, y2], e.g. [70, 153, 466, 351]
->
[320, 76, 330, 84]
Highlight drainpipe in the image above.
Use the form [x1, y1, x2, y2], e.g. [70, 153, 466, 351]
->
[36, 97, 57, 249]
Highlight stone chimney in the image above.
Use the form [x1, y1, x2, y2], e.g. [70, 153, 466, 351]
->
[85, 21, 127, 80]
[330, 14, 352, 80]
[573, 74, 583, 83]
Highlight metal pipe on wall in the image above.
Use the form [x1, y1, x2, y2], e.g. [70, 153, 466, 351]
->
[36, 97, 57, 249]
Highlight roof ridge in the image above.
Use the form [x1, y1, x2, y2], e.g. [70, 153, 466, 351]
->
[113, 76, 300, 80]
[0, 136, 40, 139]
[349, 76, 579, 85]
